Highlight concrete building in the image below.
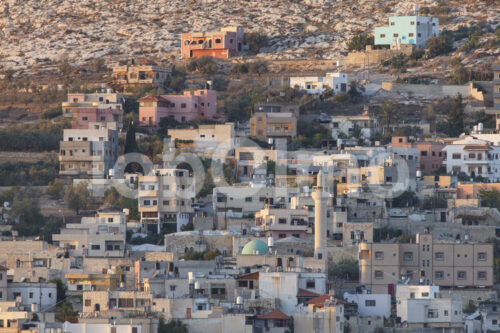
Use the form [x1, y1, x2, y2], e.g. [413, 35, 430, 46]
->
[53, 205, 126, 257]
[330, 114, 379, 143]
[254, 101, 300, 117]
[7, 282, 57, 310]
[138, 167, 195, 234]
[443, 136, 500, 181]
[62, 90, 125, 118]
[396, 285, 463, 331]
[71, 107, 123, 131]
[168, 123, 234, 148]
[255, 206, 309, 240]
[392, 136, 445, 176]
[112, 60, 171, 89]
[0, 266, 6, 302]
[259, 271, 327, 315]
[249, 112, 297, 142]
[138, 89, 216, 128]
[344, 291, 391, 318]
[374, 16, 439, 48]
[290, 72, 349, 95]
[359, 232, 494, 294]
[294, 296, 345, 333]
[181, 26, 245, 59]
[59, 122, 118, 178]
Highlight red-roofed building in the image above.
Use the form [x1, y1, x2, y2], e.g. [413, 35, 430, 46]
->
[253, 309, 290, 332]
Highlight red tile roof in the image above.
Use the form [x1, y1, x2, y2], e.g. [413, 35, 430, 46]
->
[297, 288, 320, 297]
[236, 272, 259, 280]
[256, 309, 290, 320]
[463, 145, 491, 150]
[306, 294, 331, 305]
[137, 95, 169, 102]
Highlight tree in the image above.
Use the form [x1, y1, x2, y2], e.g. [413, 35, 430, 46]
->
[391, 190, 418, 208]
[158, 317, 188, 333]
[248, 60, 268, 76]
[46, 179, 64, 199]
[186, 56, 217, 75]
[426, 35, 453, 58]
[450, 64, 469, 84]
[445, 94, 465, 137]
[59, 60, 72, 76]
[125, 121, 138, 154]
[11, 197, 44, 236]
[347, 33, 374, 52]
[56, 302, 77, 322]
[463, 301, 477, 314]
[479, 189, 500, 210]
[245, 32, 269, 53]
[377, 102, 397, 134]
[329, 259, 359, 281]
[64, 182, 89, 214]
[88, 58, 106, 72]
[230, 63, 249, 75]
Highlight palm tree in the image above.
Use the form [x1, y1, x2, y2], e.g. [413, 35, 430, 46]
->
[377, 102, 397, 134]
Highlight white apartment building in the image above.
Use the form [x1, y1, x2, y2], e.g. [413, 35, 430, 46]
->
[59, 122, 118, 178]
[330, 115, 379, 142]
[168, 123, 235, 147]
[344, 291, 391, 318]
[7, 282, 57, 310]
[53, 206, 126, 257]
[396, 285, 463, 330]
[138, 167, 195, 234]
[290, 72, 349, 95]
[259, 272, 327, 316]
[62, 90, 125, 117]
[443, 136, 500, 181]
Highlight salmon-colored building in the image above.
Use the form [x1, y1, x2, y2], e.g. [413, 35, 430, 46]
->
[181, 26, 244, 59]
[392, 136, 445, 175]
[71, 107, 123, 130]
[456, 182, 500, 199]
[138, 89, 216, 128]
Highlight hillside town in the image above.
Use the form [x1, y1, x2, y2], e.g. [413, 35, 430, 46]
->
[0, 0, 500, 332]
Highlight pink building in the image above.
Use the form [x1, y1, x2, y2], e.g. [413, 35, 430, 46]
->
[181, 26, 244, 59]
[71, 108, 123, 130]
[138, 89, 217, 128]
[392, 136, 445, 176]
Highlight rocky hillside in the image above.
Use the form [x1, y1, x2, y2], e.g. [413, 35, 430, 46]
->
[0, 0, 498, 72]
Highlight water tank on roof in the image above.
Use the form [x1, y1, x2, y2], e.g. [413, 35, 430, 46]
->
[268, 237, 274, 248]
[188, 272, 195, 284]
[194, 281, 201, 290]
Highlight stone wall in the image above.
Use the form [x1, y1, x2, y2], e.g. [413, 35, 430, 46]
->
[382, 82, 470, 99]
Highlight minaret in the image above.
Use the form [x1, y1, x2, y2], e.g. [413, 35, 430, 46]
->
[312, 170, 328, 260]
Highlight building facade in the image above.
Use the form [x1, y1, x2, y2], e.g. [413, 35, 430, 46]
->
[59, 122, 118, 178]
[138, 89, 217, 128]
[374, 16, 439, 48]
[290, 72, 349, 95]
[112, 61, 171, 89]
[250, 112, 297, 142]
[359, 232, 494, 294]
[181, 27, 244, 59]
[62, 91, 124, 118]
[138, 168, 195, 234]
[392, 136, 445, 176]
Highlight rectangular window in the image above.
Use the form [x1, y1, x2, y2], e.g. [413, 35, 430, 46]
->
[278, 218, 287, 224]
[374, 270, 383, 279]
[245, 197, 252, 202]
[427, 309, 439, 318]
[457, 271, 466, 280]
[91, 245, 100, 250]
[435, 252, 444, 261]
[478, 271, 487, 280]
[306, 280, 315, 289]
[421, 151, 428, 156]
[375, 251, 384, 260]
[452, 153, 461, 159]
[380, 34, 386, 38]
[478, 252, 487, 261]
[85, 299, 91, 306]
[181, 103, 187, 108]
[393, 33, 399, 37]
[403, 252, 413, 261]
[435, 271, 444, 279]
[365, 300, 376, 307]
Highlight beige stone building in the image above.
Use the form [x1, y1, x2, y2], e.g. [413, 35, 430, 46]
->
[59, 122, 118, 178]
[112, 60, 171, 89]
[250, 112, 297, 142]
[359, 232, 494, 294]
[138, 167, 195, 234]
[168, 123, 234, 147]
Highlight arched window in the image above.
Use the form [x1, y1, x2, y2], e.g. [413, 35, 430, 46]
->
[215, 38, 221, 43]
